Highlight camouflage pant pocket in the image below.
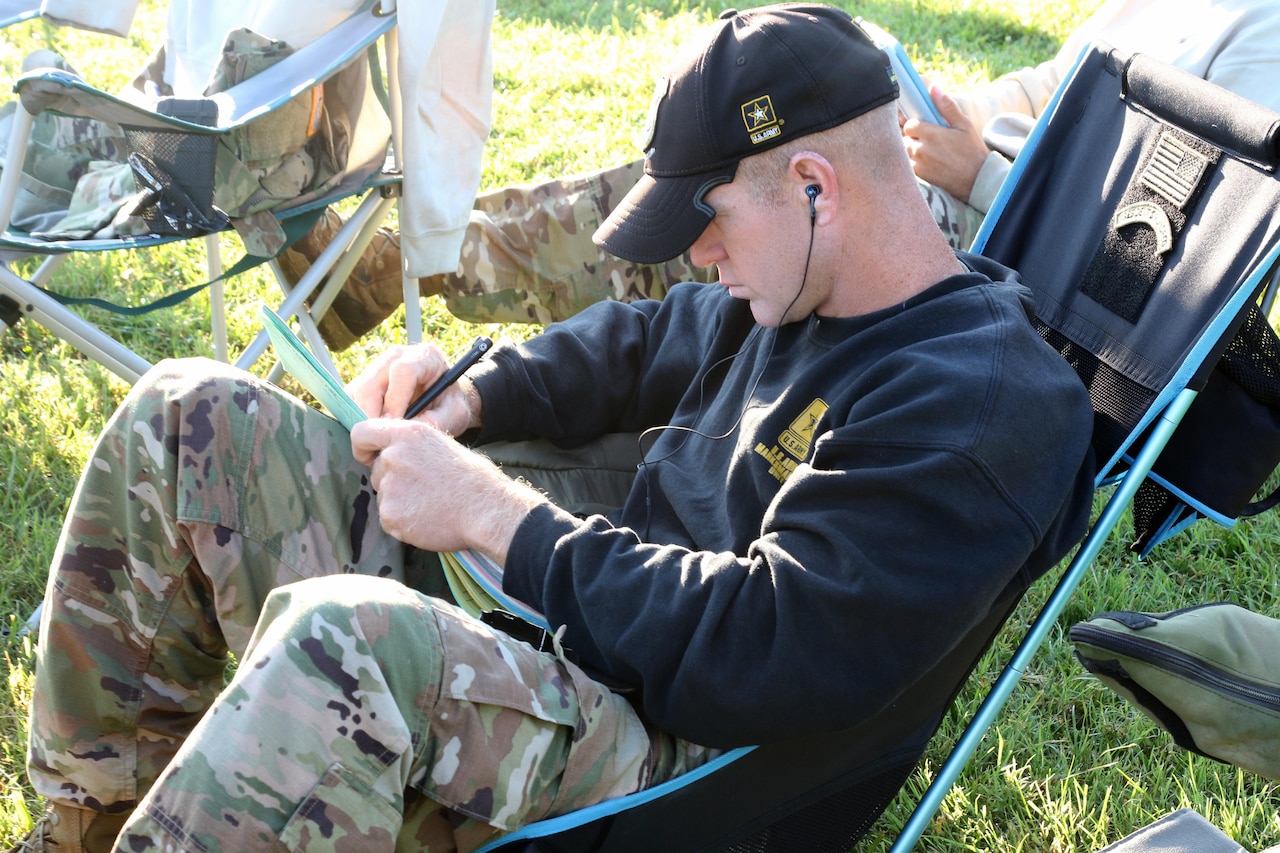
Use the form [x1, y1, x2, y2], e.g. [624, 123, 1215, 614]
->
[279, 761, 401, 852]
[417, 607, 577, 828]
[417, 602, 655, 830]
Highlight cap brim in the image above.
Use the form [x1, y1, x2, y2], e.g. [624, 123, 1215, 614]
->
[593, 167, 734, 265]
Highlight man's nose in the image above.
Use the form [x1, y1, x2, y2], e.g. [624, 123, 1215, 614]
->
[688, 227, 724, 268]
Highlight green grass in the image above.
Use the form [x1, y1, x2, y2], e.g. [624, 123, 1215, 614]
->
[3, 0, 1279, 850]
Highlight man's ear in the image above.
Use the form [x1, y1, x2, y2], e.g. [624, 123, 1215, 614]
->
[789, 151, 838, 225]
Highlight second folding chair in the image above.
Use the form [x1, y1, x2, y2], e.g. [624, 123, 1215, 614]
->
[0, 0, 402, 382]
[892, 41, 1280, 852]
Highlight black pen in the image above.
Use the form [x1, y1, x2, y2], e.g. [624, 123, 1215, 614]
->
[405, 336, 493, 419]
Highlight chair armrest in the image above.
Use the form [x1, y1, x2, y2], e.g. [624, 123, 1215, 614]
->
[11, 0, 395, 132]
[13, 70, 215, 132]
[211, 1, 395, 127]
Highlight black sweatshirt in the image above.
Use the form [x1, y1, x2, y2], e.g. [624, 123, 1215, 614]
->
[467, 253, 1096, 747]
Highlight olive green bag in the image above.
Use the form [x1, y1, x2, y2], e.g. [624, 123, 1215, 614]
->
[1069, 603, 1280, 781]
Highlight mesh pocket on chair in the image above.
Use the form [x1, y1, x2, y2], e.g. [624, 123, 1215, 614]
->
[1038, 307, 1280, 549]
[1132, 303, 1280, 539]
[123, 122, 222, 236]
[1035, 322, 1157, 465]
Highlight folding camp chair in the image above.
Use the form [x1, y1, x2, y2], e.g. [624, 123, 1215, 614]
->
[0, 0, 403, 382]
[455, 43, 1280, 853]
[889, 43, 1280, 852]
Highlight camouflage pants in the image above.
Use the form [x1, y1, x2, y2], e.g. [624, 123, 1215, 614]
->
[27, 357, 716, 851]
[320, 161, 981, 332]
[429, 158, 716, 324]
[432, 163, 981, 322]
[295, 159, 715, 344]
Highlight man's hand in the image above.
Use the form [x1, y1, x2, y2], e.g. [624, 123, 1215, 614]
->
[346, 343, 480, 433]
[902, 84, 989, 203]
[350, 418, 545, 564]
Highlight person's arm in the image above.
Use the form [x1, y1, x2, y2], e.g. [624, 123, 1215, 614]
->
[346, 341, 478, 433]
[351, 417, 545, 565]
[967, 152, 1013, 215]
[397, 0, 497, 276]
[903, 11, 1092, 202]
[346, 283, 751, 565]
[468, 283, 754, 445]
[902, 86, 990, 203]
[502, 415, 1089, 748]
[948, 60, 1068, 132]
[501, 295, 1097, 747]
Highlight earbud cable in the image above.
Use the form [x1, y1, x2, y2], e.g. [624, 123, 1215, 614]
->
[638, 216, 818, 537]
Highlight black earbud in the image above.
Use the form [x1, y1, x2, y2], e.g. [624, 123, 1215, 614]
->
[806, 184, 821, 222]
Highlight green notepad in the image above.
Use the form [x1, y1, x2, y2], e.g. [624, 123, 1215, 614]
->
[260, 305, 367, 430]
[260, 306, 547, 628]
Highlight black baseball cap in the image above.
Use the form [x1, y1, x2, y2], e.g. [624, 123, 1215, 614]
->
[593, 4, 899, 265]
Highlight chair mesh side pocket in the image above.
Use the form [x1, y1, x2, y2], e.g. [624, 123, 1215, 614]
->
[123, 122, 221, 236]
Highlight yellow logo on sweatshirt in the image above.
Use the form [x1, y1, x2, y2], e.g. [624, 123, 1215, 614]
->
[755, 398, 828, 483]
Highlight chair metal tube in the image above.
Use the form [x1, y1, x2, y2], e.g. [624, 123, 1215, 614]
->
[206, 234, 227, 363]
[0, 104, 36, 235]
[888, 388, 1198, 853]
[235, 193, 388, 373]
[383, 25, 422, 344]
[0, 266, 150, 381]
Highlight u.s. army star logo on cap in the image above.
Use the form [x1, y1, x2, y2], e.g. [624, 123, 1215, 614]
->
[742, 95, 780, 145]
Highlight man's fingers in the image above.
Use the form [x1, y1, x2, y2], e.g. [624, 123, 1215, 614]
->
[345, 343, 448, 419]
[931, 86, 971, 130]
[350, 418, 406, 465]
[382, 350, 440, 418]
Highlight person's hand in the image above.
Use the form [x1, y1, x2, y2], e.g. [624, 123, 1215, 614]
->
[902, 84, 989, 204]
[345, 343, 476, 434]
[350, 418, 544, 562]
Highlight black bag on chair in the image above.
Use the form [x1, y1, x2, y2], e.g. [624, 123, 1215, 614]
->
[1130, 302, 1280, 552]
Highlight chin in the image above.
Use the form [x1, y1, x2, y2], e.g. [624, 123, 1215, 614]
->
[750, 306, 784, 328]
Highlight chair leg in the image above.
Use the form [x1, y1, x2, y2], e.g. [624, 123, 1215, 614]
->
[0, 103, 35, 235]
[403, 268, 421, 343]
[888, 389, 1199, 853]
[0, 266, 150, 382]
[206, 234, 228, 363]
[235, 194, 391, 374]
[22, 600, 43, 638]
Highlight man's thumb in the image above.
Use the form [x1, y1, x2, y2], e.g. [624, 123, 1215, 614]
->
[930, 85, 966, 125]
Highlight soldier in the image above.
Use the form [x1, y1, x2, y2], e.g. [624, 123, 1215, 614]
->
[13, 6, 1096, 852]
[902, 0, 1280, 253]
